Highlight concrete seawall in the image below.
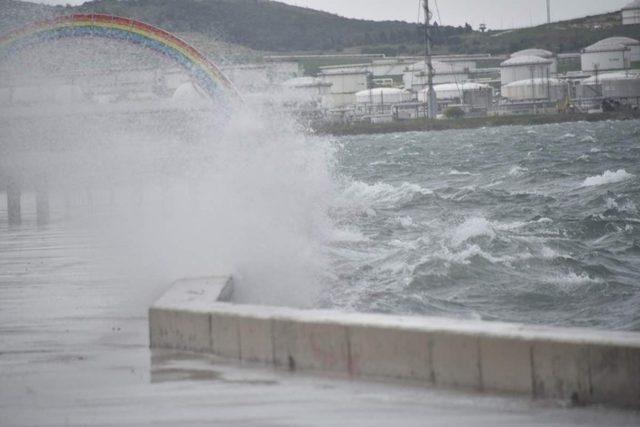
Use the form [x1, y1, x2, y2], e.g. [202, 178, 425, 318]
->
[149, 277, 640, 409]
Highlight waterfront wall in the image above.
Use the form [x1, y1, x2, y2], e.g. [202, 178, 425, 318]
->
[149, 278, 640, 409]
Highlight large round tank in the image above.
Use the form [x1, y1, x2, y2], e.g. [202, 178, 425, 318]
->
[581, 42, 631, 72]
[511, 49, 557, 73]
[500, 55, 553, 86]
[591, 37, 640, 63]
[502, 78, 568, 102]
[419, 82, 493, 109]
[623, 0, 640, 25]
[578, 71, 640, 99]
[355, 88, 412, 105]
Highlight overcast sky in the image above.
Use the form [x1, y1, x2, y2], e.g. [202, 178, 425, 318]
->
[25, 0, 631, 29]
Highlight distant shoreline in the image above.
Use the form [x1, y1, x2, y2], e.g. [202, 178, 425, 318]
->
[312, 112, 640, 136]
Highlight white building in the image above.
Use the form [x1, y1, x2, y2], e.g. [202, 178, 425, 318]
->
[319, 69, 369, 108]
[403, 60, 470, 92]
[622, 0, 640, 25]
[578, 71, 640, 99]
[581, 42, 631, 72]
[511, 49, 557, 74]
[502, 78, 568, 102]
[500, 55, 553, 87]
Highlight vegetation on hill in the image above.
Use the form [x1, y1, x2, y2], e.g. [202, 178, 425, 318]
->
[1, 0, 638, 58]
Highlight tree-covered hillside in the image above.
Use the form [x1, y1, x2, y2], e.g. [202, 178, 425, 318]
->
[1, 0, 638, 57]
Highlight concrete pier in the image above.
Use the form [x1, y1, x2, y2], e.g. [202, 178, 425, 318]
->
[7, 180, 21, 226]
[150, 278, 640, 409]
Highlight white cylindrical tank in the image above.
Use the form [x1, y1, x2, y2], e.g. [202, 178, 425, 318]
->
[355, 88, 412, 105]
[511, 49, 557, 73]
[418, 82, 491, 100]
[581, 42, 630, 72]
[578, 71, 640, 99]
[500, 55, 553, 86]
[623, 0, 640, 25]
[502, 78, 568, 102]
[590, 37, 640, 63]
[403, 60, 470, 91]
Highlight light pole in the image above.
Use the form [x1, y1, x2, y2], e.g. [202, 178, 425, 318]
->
[424, 0, 438, 119]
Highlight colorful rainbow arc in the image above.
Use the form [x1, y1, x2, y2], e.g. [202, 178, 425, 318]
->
[0, 14, 241, 103]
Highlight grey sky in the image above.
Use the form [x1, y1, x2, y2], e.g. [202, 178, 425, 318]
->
[24, 0, 632, 29]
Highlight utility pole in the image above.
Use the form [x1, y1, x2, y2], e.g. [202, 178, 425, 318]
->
[546, 0, 551, 24]
[424, 0, 437, 119]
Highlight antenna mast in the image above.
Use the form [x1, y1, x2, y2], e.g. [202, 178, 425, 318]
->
[546, 0, 551, 24]
[424, 0, 437, 119]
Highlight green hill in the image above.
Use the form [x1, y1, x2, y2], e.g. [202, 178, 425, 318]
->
[1, 0, 638, 58]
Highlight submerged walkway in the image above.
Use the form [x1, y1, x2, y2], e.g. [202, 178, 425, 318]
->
[1, 217, 639, 426]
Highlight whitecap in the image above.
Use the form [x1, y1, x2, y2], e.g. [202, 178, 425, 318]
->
[339, 181, 433, 208]
[581, 169, 634, 187]
[396, 216, 414, 228]
[450, 217, 496, 247]
[560, 133, 576, 139]
[580, 135, 597, 143]
[508, 165, 528, 176]
[449, 169, 472, 176]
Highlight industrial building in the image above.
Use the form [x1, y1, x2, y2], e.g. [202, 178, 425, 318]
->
[581, 42, 631, 72]
[622, 0, 640, 25]
[500, 55, 553, 87]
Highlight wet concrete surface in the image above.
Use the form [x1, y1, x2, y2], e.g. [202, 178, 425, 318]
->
[1, 218, 640, 426]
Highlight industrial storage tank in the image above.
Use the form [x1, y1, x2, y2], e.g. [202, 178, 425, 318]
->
[511, 49, 557, 73]
[590, 37, 640, 63]
[418, 82, 493, 108]
[282, 77, 332, 96]
[355, 88, 412, 105]
[500, 55, 553, 86]
[581, 42, 630, 72]
[623, 0, 640, 25]
[502, 78, 568, 102]
[403, 60, 470, 91]
[578, 71, 640, 99]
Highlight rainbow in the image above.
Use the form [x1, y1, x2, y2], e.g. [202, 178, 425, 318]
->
[0, 14, 240, 103]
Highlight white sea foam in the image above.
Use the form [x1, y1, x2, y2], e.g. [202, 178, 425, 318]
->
[449, 169, 472, 176]
[605, 197, 637, 213]
[581, 169, 635, 187]
[338, 181, 432, 209]
[396, 216, 415, 228]
[508, 165, 528, 176]
[545, 272, 602, 287]
[580, 135, 597, 143]
[450, 217, 496, 247]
